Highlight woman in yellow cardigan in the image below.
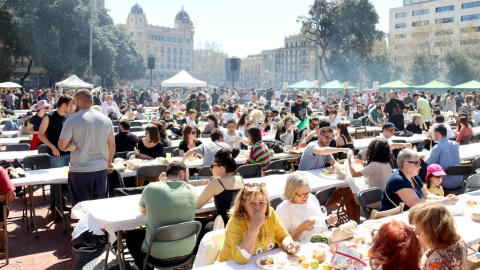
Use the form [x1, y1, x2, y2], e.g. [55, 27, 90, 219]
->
[217, 183, 300, 264]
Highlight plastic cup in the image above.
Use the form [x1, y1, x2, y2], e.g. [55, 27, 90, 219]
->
[166, 153, 171, 162]
[64, 168, 69, 176]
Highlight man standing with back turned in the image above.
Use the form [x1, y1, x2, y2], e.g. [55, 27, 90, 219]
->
[59, 89, 115, 252]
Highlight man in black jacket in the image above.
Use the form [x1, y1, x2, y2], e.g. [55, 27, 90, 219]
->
[115, 120, 138, 152]
[291, 94, 308, 121]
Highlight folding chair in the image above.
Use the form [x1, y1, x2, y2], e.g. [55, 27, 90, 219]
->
[172, 149, 179, 157]
[357, 187, 383, 220]
[37, 144, 49, 154]
[234, 164, 261, 179]
[6, 143, 30, 151]
[314, 186, 336, 206]
[263, 159, 288, 176]
[349, 119, 362, 128]
[461, 135, 473, 145]
[465, 174, 480, 193]
[130, 127, 144, 132]
[113, 151, 130, 160]
[136, 165, 167, 186]
[270, 197, 283, 210]
[443, 165, 474, 195]
[196, 166, 213, 180]
[164, 146, 177, 155]
[355, 127, 367, 139]
[0, 194, 8, 265]
[143, 221, 202, 270]
[22, 154, 53, 237]
[130, 121, 142, 127]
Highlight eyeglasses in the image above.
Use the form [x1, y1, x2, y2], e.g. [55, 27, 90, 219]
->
[407, 161, 421, 167]
[295, 190, 312, 199]
[191, 131, 197, 134]
[210, 164, 220, 169]
[387, 129, 396, 133]
[244, 183, 266, 188]
[321, 134, 332, 140]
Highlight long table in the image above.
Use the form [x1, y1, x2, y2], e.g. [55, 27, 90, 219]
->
[194, 190, 480, 270]
[354, 133, 427, 150]
[0, 150, 37, 161]
[183, 152, 299, 169]
[0, 137, 29, 146]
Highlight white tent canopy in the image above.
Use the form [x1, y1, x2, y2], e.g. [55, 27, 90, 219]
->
[161, 70, 207, 88]
[55, 74, 93, 88]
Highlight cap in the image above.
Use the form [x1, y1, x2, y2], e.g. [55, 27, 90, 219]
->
[459, 116, 468, 125]
[426, 164, 446, 181]
[382, 122, 396, 130]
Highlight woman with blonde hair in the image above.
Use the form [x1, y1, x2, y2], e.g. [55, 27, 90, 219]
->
[276, 172, 337, 241]
[408, 202, 467, 270]
[275, 114, 299, 146]
[216, 183, 300, 264]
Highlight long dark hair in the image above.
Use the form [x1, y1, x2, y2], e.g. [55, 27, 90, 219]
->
[336, 123, 352, 142]
[206, 114, 219, 129]
[364, 138, 394, 169]
[214, 149, 240, 173]
[182, 125, 197, 144]
[237, 113, 249, 130]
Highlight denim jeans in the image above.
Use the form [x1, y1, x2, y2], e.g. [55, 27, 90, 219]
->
[49, 154, 70, 210]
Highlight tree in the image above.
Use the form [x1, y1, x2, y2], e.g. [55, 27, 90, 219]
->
[298, 0, 383, 85]
[113, 25, 146, 82]
[193, 41, 227, 86]
[0, 1, 16, 82]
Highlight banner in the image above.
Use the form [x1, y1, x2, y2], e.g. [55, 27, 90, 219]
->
[283, 82, 288, 89]
[313, 80, 319, 88]
[343, 81, 349, 89]
[373, 81, 379, 90]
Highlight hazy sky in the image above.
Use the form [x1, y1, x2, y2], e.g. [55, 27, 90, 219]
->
[105, 0, 403, 57]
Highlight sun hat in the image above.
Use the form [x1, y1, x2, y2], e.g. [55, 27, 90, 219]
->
[459, 116, 468, 125]
[32, 100, 52, 111]
[425, 164, 446, 181]
[382, 122, 396, 130]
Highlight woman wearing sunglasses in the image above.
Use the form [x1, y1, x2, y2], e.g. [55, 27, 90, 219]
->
[178, 125, 202, 157]
[196, 149, 242, 227]
[379, 149, 458, 212]
[276, 172, 337, 242]
[216, 182, 300, 264]
[260, 111, 277, 133]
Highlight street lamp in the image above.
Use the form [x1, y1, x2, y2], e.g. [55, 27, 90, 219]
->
[147, 55, 156, 89]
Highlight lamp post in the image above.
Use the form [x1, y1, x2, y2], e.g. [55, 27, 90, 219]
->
[314, 0, 319, 81]
[147, 55, 156, 89]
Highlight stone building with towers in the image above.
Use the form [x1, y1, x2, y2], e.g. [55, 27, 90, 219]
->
[122, 4, 195, 88]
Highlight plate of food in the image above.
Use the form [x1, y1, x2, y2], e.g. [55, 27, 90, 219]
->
[320, 168, 336, 176]
[362, 219, 385, 231]
[256, 255, 289, 269]
[466, 200, 478, 208]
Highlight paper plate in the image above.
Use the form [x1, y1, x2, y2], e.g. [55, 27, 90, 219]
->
[255, 255, 289, 269]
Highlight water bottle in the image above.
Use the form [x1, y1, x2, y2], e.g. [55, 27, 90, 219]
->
[270, 122, 274, 135]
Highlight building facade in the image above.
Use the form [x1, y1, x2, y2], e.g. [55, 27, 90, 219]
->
[122, 4, 195, 88]
[390, 0, 480, 54]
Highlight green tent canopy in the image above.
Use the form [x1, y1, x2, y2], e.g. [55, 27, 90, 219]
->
[378, 80, 411, 90]
[287, 80, 315, 89]
[413, 80, 452, 90]
[453, 80, 480, 90]
[320, 80, 356, 90]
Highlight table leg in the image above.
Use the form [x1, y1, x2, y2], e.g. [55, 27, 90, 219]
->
[104, 232, 110, 270]
[55, 184, 66, 234]
[27, 186, 39, 238]
[117, 231, 125, 270]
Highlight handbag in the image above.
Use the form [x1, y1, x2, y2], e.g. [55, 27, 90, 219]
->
[262, 139, 284, 153]
[394, 130, 414, 137]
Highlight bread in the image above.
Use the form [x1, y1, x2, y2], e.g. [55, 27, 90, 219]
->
[472, 211, 480, 222]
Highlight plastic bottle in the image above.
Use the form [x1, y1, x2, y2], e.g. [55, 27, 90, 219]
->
[270, 122, 274, 135]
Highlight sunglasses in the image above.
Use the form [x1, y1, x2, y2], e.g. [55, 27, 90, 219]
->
[210, 164, 220, 169]
[407, 161, 421, 167]
[191, 131, 197, 134]
[244, 183, 266, 188]
[321, 134, 332, 140]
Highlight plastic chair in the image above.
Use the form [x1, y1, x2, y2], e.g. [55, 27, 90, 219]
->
[6, 143, 30, 151]
[172, 149, 179, 157]
[0, 194, 8, 265]
[355, 127, 367, 139]
[111, 120, 120, 126]
[130, 127, 144, 132]
[136, 164, 167, 186]
[461, 135, 473, 145]
[314, 186, 336, 206]
[474, 133, 480, 143]
[465, 174, 480, 193]
[164, 146, 177, 155]
[192, 228, 225, 268]
[114, 126, 118, 133]
[130, 121, 142, 127]
[18, 139, 31, 145]
[113, 151, 130, 160]
[37, 144, 49, 154]
[143, 221, 202, 270]
[350, 119, 362, 128]
[263, 160, 288, 176]
[234, 164, 261, 179]
[197, 166, 213, 180]
[443, 165, 474, 195]
[357, 187, 383, 220]
[270, 197, 283, 210]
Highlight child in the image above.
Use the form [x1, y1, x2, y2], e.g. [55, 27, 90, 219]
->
[425, 164, 446, 197]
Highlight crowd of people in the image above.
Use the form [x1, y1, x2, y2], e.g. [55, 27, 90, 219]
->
[0, 85, 477, 269]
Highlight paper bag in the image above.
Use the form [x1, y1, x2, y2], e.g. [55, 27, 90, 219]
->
[330, 244, 366, 270]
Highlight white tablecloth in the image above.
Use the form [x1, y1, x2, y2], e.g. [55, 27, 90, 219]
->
[0, 137, 28, 146]
[0, 150, 37, 161]
[347, 126, 382, 135]
[2, 131, 22, 138]
[183, 152, 299, 169]
[71, 169, 349, 243]
[354, 133, 427, 150]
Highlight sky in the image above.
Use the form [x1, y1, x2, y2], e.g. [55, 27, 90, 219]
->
[105, 0, 403, 58]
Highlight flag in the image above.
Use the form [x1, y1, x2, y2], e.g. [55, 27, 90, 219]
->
[297, 117, 309, 130]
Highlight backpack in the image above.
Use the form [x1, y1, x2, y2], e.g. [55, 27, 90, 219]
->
[262, 139, 284, 153]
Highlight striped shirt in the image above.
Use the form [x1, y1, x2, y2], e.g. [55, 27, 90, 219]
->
[246, 141, 271, 171]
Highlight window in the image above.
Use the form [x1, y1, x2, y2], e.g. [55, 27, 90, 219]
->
[461, 26, 480, 32]
[173, 48, 177, 54]
[462, 1, 480, 9]
[396, 23, 406, 28]
[167, 56, 171, 62]
[395, 34, 406, 39]
[167, 64, 171, 69]
[462, 14, 480, 21]
[436, 5, 454, 12]
[435, 17, 454, 23]
[186, 38, 190, 43]
[412, 9, 429, 16]
[412, 20, 429, 27]
[161, 46, 165, 53]
[461, 39, 480, 45]
[396, 12, 407, 18]
[435, 29, 454, 35]
[434, 41, 450, 47]
[138, 32, 143, 38]
[186, 50, 190, 55]
[412, 32, 428, 38]
[179, 48, 183, 55]
[173, 56, 177, 63]
[173, 65, 177, 69]
[167, 47, 171, 53]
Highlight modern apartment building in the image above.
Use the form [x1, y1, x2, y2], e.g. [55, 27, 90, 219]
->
[390, 0, 480, 54]
[121, 4, 195, 88]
